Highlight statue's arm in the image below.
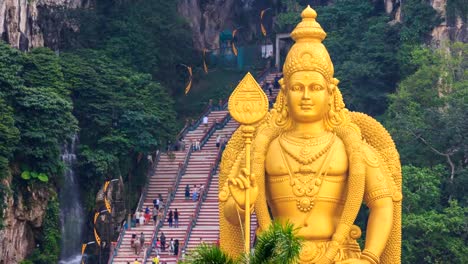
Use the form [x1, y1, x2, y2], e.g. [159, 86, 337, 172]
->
[362, 145, 394, 261]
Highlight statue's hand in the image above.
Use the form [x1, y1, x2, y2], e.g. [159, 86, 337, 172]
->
[336, 259, 371, 264]
[228, 168, 258, 210]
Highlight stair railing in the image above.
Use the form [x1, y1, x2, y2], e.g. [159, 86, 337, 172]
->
[202, 148, 223, 202]
[176, 179, 207, 262]
[177, 143, 224, 261]
[200, 111, 231, 148]
[188, 102, 212, 131]
[215, 113, 231, 130]
[107, 220, 126, 264]
[171, 147, 192, 200]
[108, 150, 162, 263]
[142, 189, 171, 263]
[143, 148, 192, 263]
[136, 150, 162, 212]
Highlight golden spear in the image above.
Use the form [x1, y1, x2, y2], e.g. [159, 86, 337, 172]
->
[228, 72, 269, 254]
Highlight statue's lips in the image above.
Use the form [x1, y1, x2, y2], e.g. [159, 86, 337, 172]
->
[300, 104, 314, 110]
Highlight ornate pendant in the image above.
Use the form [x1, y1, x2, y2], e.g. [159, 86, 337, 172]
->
[297, 197, 314, 212]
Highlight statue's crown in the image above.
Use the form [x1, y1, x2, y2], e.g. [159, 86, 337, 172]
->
[290, 5, 326, 42]
[283, 6, 334, 82]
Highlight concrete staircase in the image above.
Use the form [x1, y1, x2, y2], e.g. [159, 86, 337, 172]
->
[111, 152, 186, 264]
[110, 71, 281, 264]
[145, 110, 230, 263]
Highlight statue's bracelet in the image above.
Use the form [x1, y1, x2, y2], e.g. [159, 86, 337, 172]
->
[361, 249, 380, 264]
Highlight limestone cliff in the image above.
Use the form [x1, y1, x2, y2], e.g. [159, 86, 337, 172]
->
[0, 0, 89, 51]
[177, 0, 238, 50]
[0, 176, 50, 263]
[178, 0, 465, 51]
[428, 0, 466, 44]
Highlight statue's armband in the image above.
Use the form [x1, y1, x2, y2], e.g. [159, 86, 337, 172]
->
[363, 145, 392, 206]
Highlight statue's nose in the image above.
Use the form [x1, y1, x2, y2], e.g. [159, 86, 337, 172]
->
[302, 87, 311, 99]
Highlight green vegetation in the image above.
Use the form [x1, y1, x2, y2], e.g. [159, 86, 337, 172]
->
[184, 221, 302, 264]
[401, 166, 468, 263]
[385, 45, 467, 263]
[69, 0, 195, 96]
[0, 0, 466, 262]
[386, 42, 467, 204]
[176, 69, 245, 119]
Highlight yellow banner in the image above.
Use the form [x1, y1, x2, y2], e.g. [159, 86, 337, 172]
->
[94, 228, 101, 246]
[94, 212, 99, 225]
[203, 49, 208, 74]
[103, 180, 110, 193]
[104, 196, 112, 213]
[232, 42, 238, 56]
[260, 8, 270, 36]
[81, 243, 87, 255]
[232, 29, 238, 56]
[261, 23, 267, 37]
[184, 66, 193, 95]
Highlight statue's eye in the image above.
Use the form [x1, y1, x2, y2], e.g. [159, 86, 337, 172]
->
[312, 85, 324, 91]
[291, 85, 302, 91]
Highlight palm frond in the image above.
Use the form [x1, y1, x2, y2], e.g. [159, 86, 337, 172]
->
[182, 243, 237, 264]
[249, 220, 303, 264]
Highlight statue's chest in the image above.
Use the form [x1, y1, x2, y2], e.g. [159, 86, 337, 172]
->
[265, 138, 348, 177]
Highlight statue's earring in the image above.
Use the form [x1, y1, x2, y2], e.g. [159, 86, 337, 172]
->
[275, 90, 288, 127]
[277, 106, 288, 127]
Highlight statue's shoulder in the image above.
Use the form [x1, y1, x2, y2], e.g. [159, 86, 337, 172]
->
[361, 141, 381, 168]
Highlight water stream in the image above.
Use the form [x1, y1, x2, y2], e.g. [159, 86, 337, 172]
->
[59, 134, 84, 264]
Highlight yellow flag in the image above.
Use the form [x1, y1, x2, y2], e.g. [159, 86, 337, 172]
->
[94, 212, 99, 225]
[81, 243, 87, 255]
[94, 228, 101, 246]
[232, 42, 238, 56]
[260, 8, 270, 36]
[232, 29, 238, 56]
[261, 23, 267, 37]
[184, 66, 193, 95]
[203, 49, 208, 73]
[104, 196, 112, 213]
[232, 28, 238, 38]
[103, 180, 110, 193]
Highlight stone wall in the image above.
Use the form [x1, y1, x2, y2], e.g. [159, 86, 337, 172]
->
[0, 176, 50, 263]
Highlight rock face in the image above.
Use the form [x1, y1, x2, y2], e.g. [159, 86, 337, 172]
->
[177, 0, 238, 50]
[0, 177, 50, 263]
[383, 0, 466, 43]
[0, 0, 88, 51]
[428, 0, 466, 44]
[178, 0, 465, 51]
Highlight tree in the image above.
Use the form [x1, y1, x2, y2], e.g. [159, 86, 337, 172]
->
[386, 43, 468, 203]
[60, 49, 178, 213]
[401, 165, 468, 263]
[184, 221, 302, 264]
[66, 0, 195, 95]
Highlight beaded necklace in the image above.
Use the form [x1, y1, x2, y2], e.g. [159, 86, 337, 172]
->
[279, 132, 335, 166]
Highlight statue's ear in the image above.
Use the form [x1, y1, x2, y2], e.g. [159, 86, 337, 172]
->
[279, 78, 286, 91]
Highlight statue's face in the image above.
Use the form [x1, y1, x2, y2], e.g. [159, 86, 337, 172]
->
[286, 71, 330, 123]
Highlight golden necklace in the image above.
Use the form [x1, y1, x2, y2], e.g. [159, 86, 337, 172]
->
[279, 132, 335, 166]
[279, 133, 337, 213]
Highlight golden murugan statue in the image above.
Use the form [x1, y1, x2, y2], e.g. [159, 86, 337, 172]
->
[218, 6, 402, 264]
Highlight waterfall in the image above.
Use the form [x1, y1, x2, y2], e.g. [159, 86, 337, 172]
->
[59, 134, 84, 264]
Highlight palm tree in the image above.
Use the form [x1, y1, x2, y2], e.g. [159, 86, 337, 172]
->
[181, 221, 303, 264]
